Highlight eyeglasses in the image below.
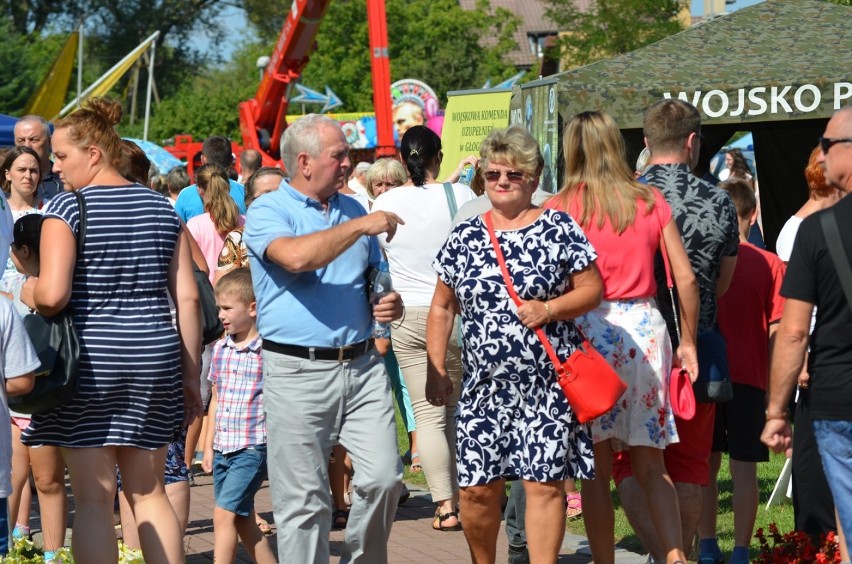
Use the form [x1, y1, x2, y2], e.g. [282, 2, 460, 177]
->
[483, 170, 527, 183]
[819, 137, 852, 154]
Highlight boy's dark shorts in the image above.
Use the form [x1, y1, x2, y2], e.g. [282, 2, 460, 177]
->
[712, 383, 769, 462]
[213, 444, 268, 516]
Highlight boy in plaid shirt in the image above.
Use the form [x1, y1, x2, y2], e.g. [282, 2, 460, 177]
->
[201, 269, 275, 563]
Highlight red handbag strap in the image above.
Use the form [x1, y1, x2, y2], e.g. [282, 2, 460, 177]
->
[484, 211, 567, 375]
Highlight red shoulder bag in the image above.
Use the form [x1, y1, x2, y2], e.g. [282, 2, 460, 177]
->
[484, 211, 626, 424]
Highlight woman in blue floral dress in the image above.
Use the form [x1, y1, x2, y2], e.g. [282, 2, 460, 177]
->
[426, 126, 603, 562]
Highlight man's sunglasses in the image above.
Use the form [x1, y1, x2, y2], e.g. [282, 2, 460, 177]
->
[483, 170, 527, 183]
[818, 137, 852, 154]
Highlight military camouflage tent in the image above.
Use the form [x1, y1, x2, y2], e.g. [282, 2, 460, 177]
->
[518, 0, 852, 251]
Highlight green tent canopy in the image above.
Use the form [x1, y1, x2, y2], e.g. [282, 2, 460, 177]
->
[514, 0, 852, 251]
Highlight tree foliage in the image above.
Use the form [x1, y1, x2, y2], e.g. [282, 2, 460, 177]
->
[0, 18, 68, 112]
[119, 41, 266, 142]
[544, 0, 685, 69]
[0, 0, 224, 117]
[242, 0, 522, 111]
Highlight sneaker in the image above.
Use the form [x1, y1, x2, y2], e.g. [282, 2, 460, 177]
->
[508, 544, 530, 564]
[12, 525, 30, 540]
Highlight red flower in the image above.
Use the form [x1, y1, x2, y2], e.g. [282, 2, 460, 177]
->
[755, 522, 839, 563]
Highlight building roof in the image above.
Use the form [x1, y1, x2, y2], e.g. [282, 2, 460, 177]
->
[458, 0, 591, 67]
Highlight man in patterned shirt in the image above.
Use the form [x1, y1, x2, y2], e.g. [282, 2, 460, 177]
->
[612, 99, 739, 564]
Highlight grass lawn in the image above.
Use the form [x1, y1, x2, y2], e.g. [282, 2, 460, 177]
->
[394, 404, 796, 559]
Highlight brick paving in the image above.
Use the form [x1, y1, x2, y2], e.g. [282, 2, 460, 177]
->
[27, 473, 647, 563]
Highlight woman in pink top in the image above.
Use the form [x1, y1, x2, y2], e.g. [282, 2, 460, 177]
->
[547, 111, 699, 564]
[187, 164, 245, 283]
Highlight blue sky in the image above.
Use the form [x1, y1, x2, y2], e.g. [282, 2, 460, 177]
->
[691, 0, 764, 15]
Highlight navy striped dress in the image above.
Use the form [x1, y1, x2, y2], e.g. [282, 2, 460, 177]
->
[23, 185, 183, 449]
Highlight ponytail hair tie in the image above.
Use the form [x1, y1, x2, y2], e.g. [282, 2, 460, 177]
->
[409, 149, 419, 156]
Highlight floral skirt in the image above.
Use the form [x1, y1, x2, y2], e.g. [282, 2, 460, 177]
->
[577, 298, 678, 450]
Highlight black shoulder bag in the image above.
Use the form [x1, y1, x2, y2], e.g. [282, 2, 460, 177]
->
[820, 208, 852, 312]
[9, 192, 85, 414]
[195, 264, 224, 345]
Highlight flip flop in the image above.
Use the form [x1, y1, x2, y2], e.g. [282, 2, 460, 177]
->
[256, 517, 274, 536]
[565, 492, 582, 519]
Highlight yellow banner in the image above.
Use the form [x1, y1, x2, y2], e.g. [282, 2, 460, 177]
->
[439, 90, 512, 180]
[24, 31, 78, 118]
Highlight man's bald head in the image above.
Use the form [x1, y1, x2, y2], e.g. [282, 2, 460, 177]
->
[819, 106, 852, 193]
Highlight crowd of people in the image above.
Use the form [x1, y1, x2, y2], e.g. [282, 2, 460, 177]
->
[0, 97, 851, 564]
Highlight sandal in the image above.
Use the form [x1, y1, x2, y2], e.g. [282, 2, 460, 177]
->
[565, 492, 582, 519]
[256, 516, 274, 536]
[410, 451, 422, 473]
[332, 509, 349, 530]
[432, 508, 462, 531]
[401, 450, 412, 466]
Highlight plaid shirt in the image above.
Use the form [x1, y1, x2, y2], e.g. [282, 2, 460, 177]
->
[208, 335, 266, 454]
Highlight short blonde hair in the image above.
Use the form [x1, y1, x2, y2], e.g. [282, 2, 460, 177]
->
[215, 268, 255, 306]
[365, 159, 407, 198]
[479, 126, 543, 178]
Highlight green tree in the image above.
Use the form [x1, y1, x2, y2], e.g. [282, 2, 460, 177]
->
[0, 20, 68, 114]
[119, 40, 267, 142]
[242, 0, 521, 111]
[544, 0, 685, 69]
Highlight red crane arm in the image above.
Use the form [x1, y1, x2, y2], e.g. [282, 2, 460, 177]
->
[239, 0, 332, 166]
[239, 0, 396, 168]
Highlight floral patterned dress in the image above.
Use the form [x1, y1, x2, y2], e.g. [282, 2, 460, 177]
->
[433, 210, 596, 486]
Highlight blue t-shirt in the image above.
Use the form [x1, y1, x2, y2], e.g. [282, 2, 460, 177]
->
[174, 179, 246, 223]
[243, 181, 381, 347]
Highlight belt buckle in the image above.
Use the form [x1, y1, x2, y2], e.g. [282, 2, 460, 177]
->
[338, 346, 346, 362]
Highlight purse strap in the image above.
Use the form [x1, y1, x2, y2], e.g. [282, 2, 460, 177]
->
[658, 215, 681, 342]
[72, 190, 87, 256]
[484, 211, 568, 376]
[820, 208, 852, 314]
[442, 182, 458, 220]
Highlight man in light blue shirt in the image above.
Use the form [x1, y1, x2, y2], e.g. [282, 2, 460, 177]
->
[244, 114, 404, 564]
[174, 135, 246, 222]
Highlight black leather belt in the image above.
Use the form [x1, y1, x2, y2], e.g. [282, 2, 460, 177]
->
[262, 339, 374, 362]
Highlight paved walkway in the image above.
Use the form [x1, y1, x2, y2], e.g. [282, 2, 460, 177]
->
[29, 473, 648, 563]
[180, 474, 648, 563]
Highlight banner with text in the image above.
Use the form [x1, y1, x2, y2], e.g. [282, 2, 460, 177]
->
[439, 89, 512, 181]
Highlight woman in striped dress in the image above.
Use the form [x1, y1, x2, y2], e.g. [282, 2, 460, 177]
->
[22, 98, 202, 563]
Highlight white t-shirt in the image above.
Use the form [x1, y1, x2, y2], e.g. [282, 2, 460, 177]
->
[775, 215, 804, 262]
[372, 183, 476, 306]
[0, 297, 41, 497]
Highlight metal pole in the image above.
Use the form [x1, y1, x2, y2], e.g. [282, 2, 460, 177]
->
[144, 38, 157, 141]
[59, 30, 160, 118]
[77, 23, 83, 106]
